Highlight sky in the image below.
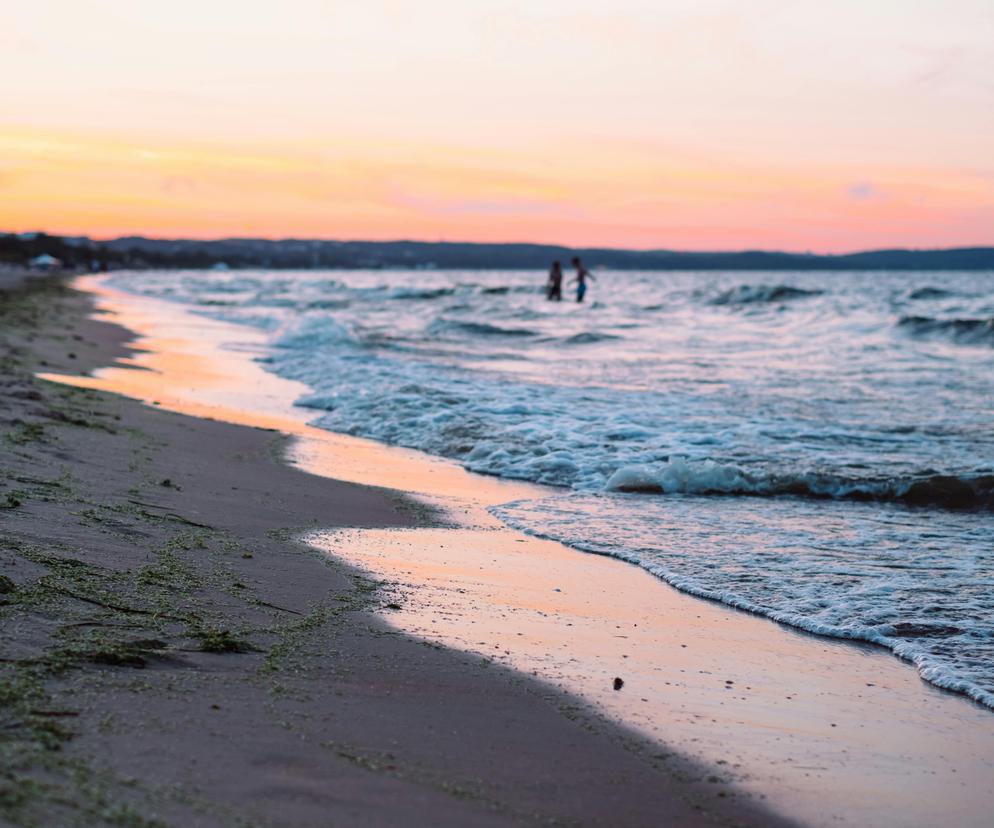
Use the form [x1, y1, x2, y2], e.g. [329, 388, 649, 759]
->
[2, 0, 992, 251]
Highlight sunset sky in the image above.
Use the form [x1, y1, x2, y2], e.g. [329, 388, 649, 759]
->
[2, 1, 992, 251]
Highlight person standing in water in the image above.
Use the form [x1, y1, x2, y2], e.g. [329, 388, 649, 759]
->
[546, 260, 563, 301]
[570, 256, 595, 303]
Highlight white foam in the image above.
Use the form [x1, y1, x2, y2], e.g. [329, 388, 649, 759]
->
[606, 458, 757, 494]
[495, 493, 994, 710]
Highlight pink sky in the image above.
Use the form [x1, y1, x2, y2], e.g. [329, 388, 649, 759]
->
[2, 1, 992, 251]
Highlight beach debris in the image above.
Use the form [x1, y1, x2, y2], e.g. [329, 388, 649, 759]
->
[613, 677, 624, 691]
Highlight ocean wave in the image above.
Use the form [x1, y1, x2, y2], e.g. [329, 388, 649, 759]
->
[710, 284, 823, 306]
[479, 284, 542, 295]
[898, 315, 994, 345]
[605, 458, 994, 510]
[907, 287, 957, 300]
[428, 318, 539, 338]
[561, 331, 623, 345]
[273, 317, 357, 349]
[388, 286, 456, 300]
[305, 298, 351, 310]
[495, 494, 994, 710]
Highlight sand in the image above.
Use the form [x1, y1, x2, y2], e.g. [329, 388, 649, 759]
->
[0, 266, 59, 294]
[0, 279, 789, 825]
[41, 274, 994, 828]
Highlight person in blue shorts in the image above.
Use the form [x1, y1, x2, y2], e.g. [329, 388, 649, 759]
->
[570, 256, 595, 302]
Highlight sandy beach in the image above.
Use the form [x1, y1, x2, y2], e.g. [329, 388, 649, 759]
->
[0, 279, 802, 826]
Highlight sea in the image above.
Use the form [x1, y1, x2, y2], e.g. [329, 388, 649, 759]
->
[107, 267, 994, 709]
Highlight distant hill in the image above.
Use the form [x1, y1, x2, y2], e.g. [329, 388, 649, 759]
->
[3, 232, 994, 271]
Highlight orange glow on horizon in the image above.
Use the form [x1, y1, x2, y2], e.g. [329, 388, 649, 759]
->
[2, 125, 991, 252]
[2, 2, 992, 252]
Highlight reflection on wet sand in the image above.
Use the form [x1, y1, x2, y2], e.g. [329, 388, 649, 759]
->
[313, 523, 994, 828]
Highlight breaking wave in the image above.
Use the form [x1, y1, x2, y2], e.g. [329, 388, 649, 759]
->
[605, 458, 994, 510]
[898, 315, 994, 345]
[710, 284, 823, 306]
[494, 493, 994, 710]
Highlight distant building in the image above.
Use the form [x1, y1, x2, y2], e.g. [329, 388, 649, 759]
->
[29, 253, 61, 271]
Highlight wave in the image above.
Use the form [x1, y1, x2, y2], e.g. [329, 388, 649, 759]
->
[710, 284, 823, 306]
[493, 497, 994, 710]
[305, 298, 351, 310]
[898, 315, 994, 345]
[429, 319, 539, 338]
[605, 458, 994, 510]
[479, 285, 543, 295]
[384, 284, 537, 299]
[561, 331, 623, 345]
[273, 317, 356, 349]
[907, 287, 957, 300]
[388, 287, 456, 300]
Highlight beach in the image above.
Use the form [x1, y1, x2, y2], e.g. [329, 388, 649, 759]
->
[0, 278, 802, 826]
[6, 2, 992, 824]
[45, 273, 994, 827]
[3, 272, 991, 826]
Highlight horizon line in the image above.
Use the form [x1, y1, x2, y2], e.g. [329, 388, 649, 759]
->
[8, 230, 994, 258]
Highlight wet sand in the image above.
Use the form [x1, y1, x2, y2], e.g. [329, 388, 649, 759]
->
[46, 274, 994, 828]
[0, 278, 785, 825]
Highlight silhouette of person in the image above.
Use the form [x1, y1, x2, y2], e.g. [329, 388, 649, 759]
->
[570, 257, 595, 302]
[547, 261, 563, 301]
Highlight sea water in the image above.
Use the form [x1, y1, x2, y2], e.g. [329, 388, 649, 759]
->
[107, 268, 994, 707]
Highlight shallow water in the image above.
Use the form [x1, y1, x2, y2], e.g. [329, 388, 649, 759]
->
[107, 267, 994, 707]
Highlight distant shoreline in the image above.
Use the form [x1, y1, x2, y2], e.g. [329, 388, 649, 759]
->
[3, 231, 994, 271]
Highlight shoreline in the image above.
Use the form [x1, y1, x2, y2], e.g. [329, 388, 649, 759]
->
[40, 274, 994, 826]
[0, 278, 782, 824]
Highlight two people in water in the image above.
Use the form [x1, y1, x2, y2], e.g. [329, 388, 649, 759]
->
[547, 257, 594, 303]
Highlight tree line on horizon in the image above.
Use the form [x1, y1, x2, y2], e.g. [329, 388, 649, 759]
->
[2, 232, 993, 271]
